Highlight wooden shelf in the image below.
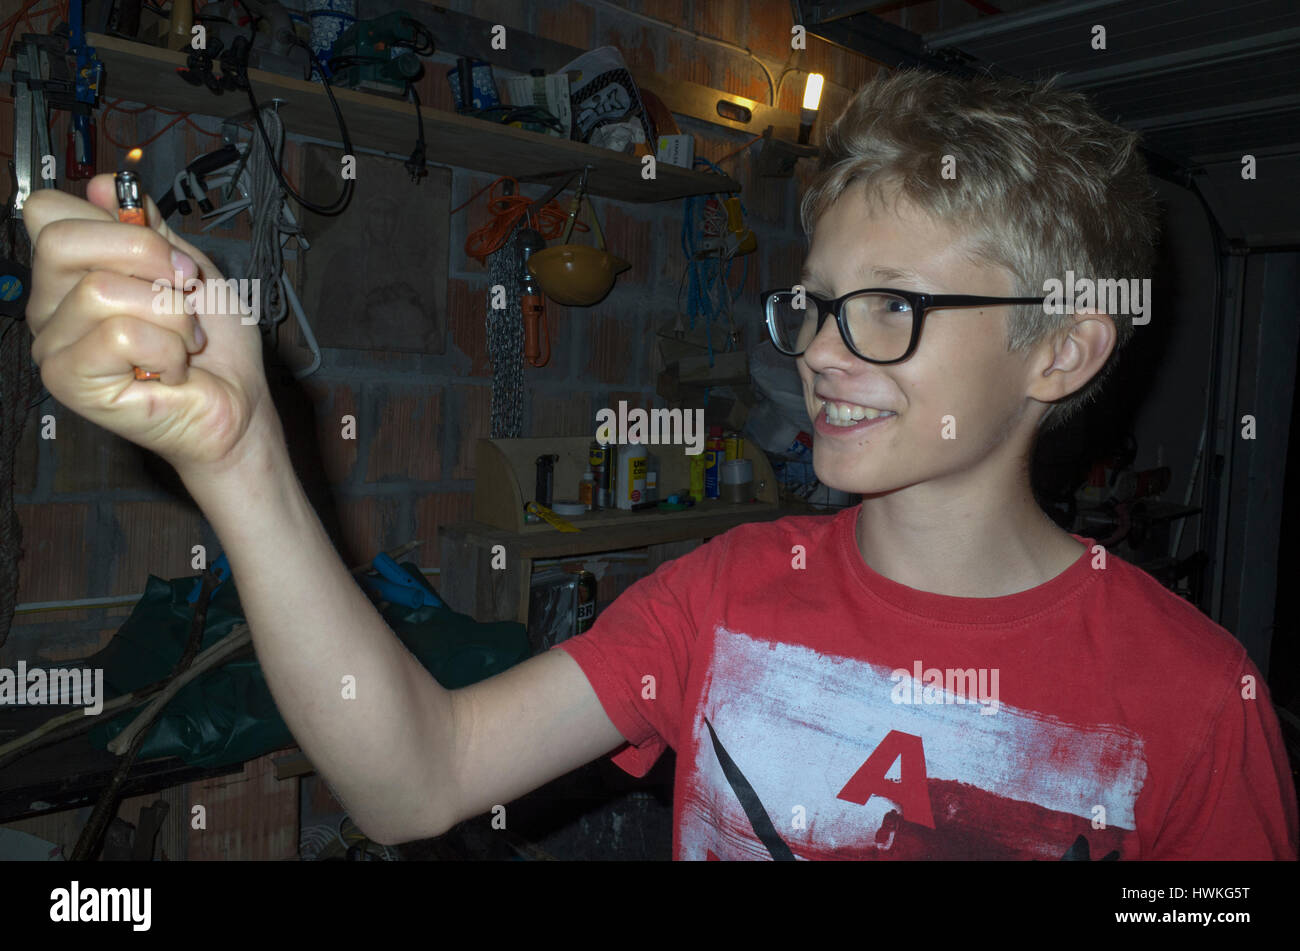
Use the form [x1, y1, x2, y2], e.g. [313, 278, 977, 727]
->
[472, 436, 779, 534]
[87, 34, 741, 202]
[437, 436, 782, 623]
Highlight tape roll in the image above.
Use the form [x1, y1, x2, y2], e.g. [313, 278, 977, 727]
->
[550, 500, 587, 516]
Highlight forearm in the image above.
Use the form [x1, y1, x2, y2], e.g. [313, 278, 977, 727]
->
[177, 434, 458, 842]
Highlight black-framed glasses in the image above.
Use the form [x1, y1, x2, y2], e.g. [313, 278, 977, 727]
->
[762, 287, 1047, 364]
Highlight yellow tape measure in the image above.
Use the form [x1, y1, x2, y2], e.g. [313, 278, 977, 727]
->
[525, 501, 580, 533]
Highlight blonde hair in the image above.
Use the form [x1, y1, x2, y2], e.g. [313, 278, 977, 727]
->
[799, 69, 1161, 430]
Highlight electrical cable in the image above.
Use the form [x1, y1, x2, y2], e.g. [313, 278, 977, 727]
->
[455, 176, 587, 264]
[404, 82, 426, 182]
[231, 0, 354, 216]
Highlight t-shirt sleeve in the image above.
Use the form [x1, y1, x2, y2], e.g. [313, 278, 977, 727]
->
[552, 532, 732, 778]
[1151, 650, 1299, 859]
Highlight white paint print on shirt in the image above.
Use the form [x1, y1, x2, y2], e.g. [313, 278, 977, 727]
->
[679, 628, 1149, 860]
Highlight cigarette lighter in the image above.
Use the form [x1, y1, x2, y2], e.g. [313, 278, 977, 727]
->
[114, 170, 160, 381]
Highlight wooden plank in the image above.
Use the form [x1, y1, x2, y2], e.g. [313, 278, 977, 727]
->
[442, 506, 785, 560]
[87, 34, 740, 202]
[272, 750, 315, 780]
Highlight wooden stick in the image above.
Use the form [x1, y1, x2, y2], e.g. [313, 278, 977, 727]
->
[0, 624, 253, 770]
[72, 569, 222, 861]
[107, 623, 252, 754]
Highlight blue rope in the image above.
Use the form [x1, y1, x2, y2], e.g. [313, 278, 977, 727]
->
[680, 158, 751, 369]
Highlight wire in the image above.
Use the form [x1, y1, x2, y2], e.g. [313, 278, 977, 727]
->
[714, 133, 762, 166]
[456, 177, 587, 264]
[404, 82, 426, 182]
[231, 0, 354, 216]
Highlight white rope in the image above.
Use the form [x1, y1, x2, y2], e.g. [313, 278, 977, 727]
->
[246, 106, 303, 345]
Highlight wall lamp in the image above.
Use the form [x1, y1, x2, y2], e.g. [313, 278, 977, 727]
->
[757, 73, 824, 177]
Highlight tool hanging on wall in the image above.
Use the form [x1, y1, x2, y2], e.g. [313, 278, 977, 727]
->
[526, 165, 630, 308]
[517, 227, 549, 367]
[457, 169, 590, 384]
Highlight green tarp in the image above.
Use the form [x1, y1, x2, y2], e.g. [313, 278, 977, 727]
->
[83, 568, 531, 769]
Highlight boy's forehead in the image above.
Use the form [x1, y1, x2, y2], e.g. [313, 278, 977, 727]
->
[800, 260, 932, 287]
[803, 190, 983, 291]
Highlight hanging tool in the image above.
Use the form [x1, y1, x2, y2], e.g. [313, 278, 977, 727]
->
[10, 41, 56, 217]
[526, 164, 630, 307]
[66, 0, 104, 180]
[155, 144, 242, 220]
[518, 227, 548, 367]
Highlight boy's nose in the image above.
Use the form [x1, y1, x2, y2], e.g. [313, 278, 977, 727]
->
[803, 309, 855, 367]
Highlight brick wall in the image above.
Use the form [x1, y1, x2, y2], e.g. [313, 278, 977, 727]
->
[2, 0, 890, 855]
[5, 0, 886, 666]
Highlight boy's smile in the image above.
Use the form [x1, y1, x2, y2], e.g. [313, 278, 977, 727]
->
[797, 185, 1041, 498]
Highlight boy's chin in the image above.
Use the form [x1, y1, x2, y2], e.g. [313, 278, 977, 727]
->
[812, 460, 907, 498]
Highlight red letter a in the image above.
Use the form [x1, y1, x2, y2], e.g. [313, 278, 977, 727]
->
[836, 729, 934, 829]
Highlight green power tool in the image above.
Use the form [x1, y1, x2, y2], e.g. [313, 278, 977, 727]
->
[328, 12, 435, 94]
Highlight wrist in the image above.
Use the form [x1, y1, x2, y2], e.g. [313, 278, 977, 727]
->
[175, 411, 299, 521]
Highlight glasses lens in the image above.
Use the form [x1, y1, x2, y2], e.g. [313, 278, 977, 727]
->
[767, 291, 820, 354]
[767, 291, 914, 361]
[843, 292, 914, 361]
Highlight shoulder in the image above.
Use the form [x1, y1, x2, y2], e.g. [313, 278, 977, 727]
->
[713, 509, 846, 553]
[1095, 551, 1247, 680]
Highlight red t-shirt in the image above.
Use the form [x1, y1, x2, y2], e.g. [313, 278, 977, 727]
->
[555, 506, 1298, 860]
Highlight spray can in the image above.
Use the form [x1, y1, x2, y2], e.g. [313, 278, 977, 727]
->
[616, 442, 648, 509]
[689, 450, 706, 502]
[704, 426, 724, 499]
[724, 431, 744, 463]
[571, 568, 597, 634]
[589, 440, 609, 509]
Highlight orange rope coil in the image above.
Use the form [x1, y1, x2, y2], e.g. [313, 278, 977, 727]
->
[454, 176, 588, 264]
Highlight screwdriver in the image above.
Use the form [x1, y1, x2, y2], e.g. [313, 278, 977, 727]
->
[113, 169, 162, 381]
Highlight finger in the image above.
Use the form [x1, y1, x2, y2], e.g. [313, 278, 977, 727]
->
[30, 269, 204, 368]
[20, 182, 116, 250]
[27, 218, 202, 333]
[41, 312, 193, 397]
[85, 174, 221, 278]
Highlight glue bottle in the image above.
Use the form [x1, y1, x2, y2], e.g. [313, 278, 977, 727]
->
[616, 442, 648, 509]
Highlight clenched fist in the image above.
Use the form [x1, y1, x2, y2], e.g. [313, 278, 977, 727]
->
[23, 174, 281, 479]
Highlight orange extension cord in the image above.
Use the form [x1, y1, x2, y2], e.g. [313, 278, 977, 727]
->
[453, 175, 588, 264]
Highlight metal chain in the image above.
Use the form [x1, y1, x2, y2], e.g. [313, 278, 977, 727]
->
[485, 220, 525, 438]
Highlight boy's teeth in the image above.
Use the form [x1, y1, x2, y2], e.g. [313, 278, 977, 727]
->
[821, 400, 896, 426]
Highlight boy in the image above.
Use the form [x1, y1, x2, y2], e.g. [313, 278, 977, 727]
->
[23, 70, 1297, 860]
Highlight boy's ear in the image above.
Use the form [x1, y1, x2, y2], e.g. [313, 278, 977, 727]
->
[1026, 310, 1117, 406]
